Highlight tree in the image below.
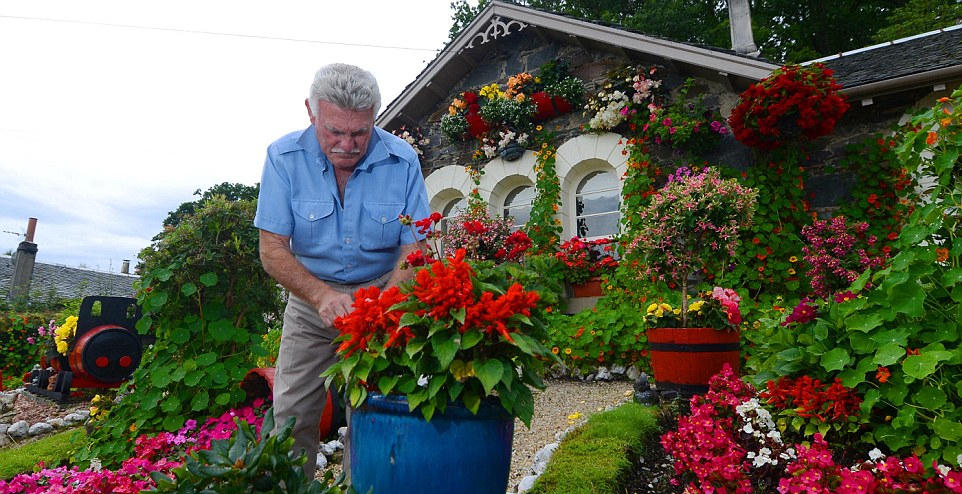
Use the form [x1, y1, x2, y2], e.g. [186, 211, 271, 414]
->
[446, 0, 962, 63]
[162, 182, 259, 230]
[873, 0, 962, 42]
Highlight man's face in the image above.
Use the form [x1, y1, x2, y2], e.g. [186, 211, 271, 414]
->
[307, 99, 375, 171]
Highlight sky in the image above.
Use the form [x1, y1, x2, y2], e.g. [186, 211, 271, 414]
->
[0, 0, 456, 272]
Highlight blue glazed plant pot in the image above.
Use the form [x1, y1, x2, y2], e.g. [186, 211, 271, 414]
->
[350, 393, 515, 494]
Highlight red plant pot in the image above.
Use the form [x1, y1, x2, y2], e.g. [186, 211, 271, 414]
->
[647, 327, 740, 395]
[531, 91, 556, 121]
[552, 96, 573, 115]
[569, 277, 603, 297]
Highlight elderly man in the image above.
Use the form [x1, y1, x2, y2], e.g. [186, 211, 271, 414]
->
[254, 63, 429, 477]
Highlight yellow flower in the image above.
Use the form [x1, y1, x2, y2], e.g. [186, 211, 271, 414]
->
[567, 412, 582, 421]
[129, 423, 137, 432]
[552, 346, 560, 354]
[515, 93, 526, 102]
[646, 303, 659, 314]
[789, 256, 798, 263]
[534, 77, 541, 83]
[448, 106, 457, 116]
[92, 394, 102, 403]
[56, 341, 69, 355]
[564, 348, 572, 355]
[787, 268, 796, 275]
[90, 406, 100, 416]
[536, 125, 543, 131]
[672, 308, 681, 316]
[688, 300, 705, 312]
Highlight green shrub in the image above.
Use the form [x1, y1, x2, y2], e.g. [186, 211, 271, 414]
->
[743, 87, 962, 466]
[529, 403, 658, 494]
[77, 195, 284, 466]
[0, 428, 85, 480]
[545, 295, 648, 374]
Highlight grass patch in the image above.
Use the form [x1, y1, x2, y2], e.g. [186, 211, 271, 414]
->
[0, 428, 86, 480]
[528, 402, 659, 494]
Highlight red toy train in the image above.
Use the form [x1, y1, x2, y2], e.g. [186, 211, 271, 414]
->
[27, 296, 153, 401]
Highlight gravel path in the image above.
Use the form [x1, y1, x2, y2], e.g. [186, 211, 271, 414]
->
[507, 378, 634, 492]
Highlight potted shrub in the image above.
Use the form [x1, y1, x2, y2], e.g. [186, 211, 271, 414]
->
[627, 167, 757, 392]
[554, 236, 618, 297]
[323, 215, 556, 494]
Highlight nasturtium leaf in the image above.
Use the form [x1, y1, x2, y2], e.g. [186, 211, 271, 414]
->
[191, 390, 210, 411]
[889, 282, 924, 317]
[160, 396, 181, 413]
[184, 370, 204, 387]
[933, 418, 962, 441]
[149, 291, 169, 311]
[848, 333, 876, 355]
[903, 353, 939, 379]
[180, 283, 197, 296]
[199, 272, 218, 287]
[845, 313, 884, 333]
[838, 368, 867, 388]
[214, 392, 231, 406]
[208, 319, 235, 342]
[944, 268, 962, 288]
[155, 267, 173, 281]
[934, 149, 959, 175]
[874, 343, 906, 367]
[861, 388, 881, 415]
[171, 327, 190, 345]
[151, 366, 171, 387]
[913, 386, 947, 410]
[892, 406, 916, 428]
[899, 225, 929, 246]
[163, 414, 185, 432]
[777, 348, 803, 362]
[820, 348, 851, 372]
[475, 360, 504, 395]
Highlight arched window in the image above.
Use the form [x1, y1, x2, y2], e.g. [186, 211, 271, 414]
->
[439, 197, 469, 234]
[502, 185, 535, 230]
[575, 171, 619, 238]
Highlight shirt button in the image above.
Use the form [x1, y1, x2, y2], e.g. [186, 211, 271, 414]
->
[345, 237, 351, 244]
[381, 216, 387, 223]
[309, 214, 315, 219]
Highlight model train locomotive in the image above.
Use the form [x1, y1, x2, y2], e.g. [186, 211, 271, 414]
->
[27, 296, 153, 401]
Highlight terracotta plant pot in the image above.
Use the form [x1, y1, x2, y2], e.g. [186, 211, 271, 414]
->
[569, 277, 603, 297]
[647, 327, 740, 395]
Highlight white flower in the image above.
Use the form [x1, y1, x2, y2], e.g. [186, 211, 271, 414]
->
[937, 464, 951, 476]
[868, 448, 885, 461]
[742, 422, 755, 435]
[417, 375, 429, 387]
[90, 458, 102, 472]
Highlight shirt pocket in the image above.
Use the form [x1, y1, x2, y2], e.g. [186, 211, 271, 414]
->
[291, 200, 336, 252]
[360, 202, 405, 251]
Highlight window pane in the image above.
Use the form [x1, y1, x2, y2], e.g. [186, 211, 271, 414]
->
[577, 171, 618, 195]
[504, 186, 535, 207]
[503, 185, 533, 227]
[576, 212, 619, 238]
[506, 205, 531, 226]
[576, 189, 619, 216]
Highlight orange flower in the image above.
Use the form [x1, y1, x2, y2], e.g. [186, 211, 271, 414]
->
[545, 306, 553, 313]
[752, 237, 761, 245]
[876, 366, 890, 383]
[552, 346, 560, 354]
[938, 96, 950, 103]
[926, 131, 938, 146]
[906, 348, 921, 356]
[564, 348, 572, 355]
[936, 247, 949, 263]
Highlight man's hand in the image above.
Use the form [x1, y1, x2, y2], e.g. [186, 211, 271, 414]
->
[316, 290, 354, 327]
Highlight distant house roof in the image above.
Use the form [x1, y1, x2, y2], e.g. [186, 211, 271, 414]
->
[377, 0, 778, 129]
[1, 256, 138, 302]
[809, 24, 962, 98]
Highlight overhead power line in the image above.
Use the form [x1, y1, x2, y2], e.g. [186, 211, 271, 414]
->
[0, 13, 442, 52]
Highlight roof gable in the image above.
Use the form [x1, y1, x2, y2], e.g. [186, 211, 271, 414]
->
[377, 0, 778, 129]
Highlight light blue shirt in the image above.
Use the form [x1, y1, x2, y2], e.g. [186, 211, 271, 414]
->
[254, 125, 429, 284]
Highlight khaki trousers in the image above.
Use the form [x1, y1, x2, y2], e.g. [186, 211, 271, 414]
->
[272, 271, 390, 479]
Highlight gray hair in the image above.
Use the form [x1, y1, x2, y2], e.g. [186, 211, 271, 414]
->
[308, 63, 381, 116]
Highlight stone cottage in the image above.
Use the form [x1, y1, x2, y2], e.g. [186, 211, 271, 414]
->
[376, 0, 962, 236]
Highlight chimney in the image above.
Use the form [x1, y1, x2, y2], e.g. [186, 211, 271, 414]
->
[8, 218, 39, 302]
[121, 259, 130, 274]
[728, 0, 760, 57]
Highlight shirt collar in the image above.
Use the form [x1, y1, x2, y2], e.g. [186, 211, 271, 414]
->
[295, 125, 397, 172]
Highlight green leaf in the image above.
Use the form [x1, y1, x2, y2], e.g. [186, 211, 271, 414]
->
[208, 319, 235, 342]
[461, 330, 484, 350]
[462, 389, 481, 414]
[214, 392, 231, 406]
[820, 348, 850, 372]
[399, 312, 421, 328]
[451, 307, 466, 325]
[861, 388, 880, 415]
[889, 281, 924, 317]
[170, 327, 190, 344]
[196, 352, 217, 366]
[431, 334, 459, 369]
[943, 268, 962, 288]
[199, 272, 218, 287]
[933, 418, 962, 441]
[180, 282, 197, 296]
[184, 369, 204, 386]
[191, 390, 210, 411]
[900, 225, 929, 245]
[874, 343, 905, 367]
[475, 360, 504, 395]
[777, 348, 803, 362]
[161, 396, 182, 413]
[933, 148, 959, 175]
[151, 366, 171, 387]
[427, 375, 445, 398]
[163, 414, 185, 431]
[913, 386, 947, 410]
[148, 291, 169, 311]
[378, 375, 400, 396]
[903, 353, 939, 379]
[845, 312, 883, 333]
